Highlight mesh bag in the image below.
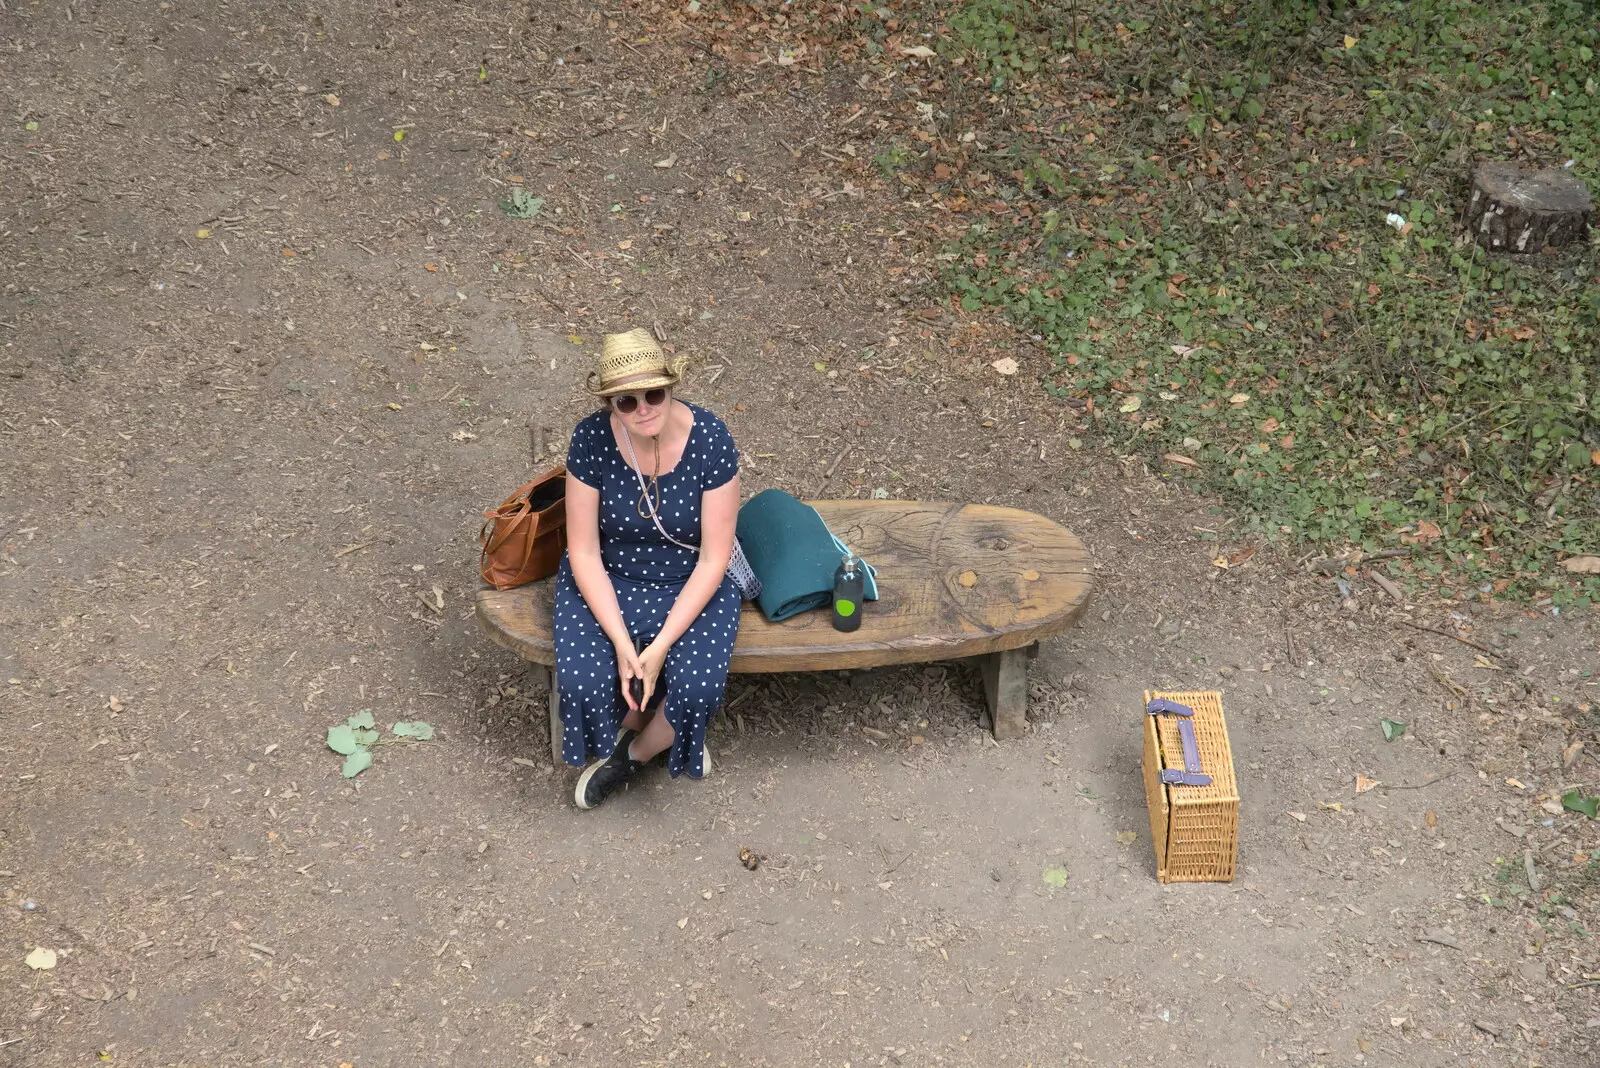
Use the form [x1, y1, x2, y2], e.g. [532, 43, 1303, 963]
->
[727, 538, 762, 601]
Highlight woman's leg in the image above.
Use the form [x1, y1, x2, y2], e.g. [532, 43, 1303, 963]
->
[629, 577, 739, 776]
[552, 561, 623, 767]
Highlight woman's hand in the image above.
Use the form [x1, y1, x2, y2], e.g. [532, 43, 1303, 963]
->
[637, 640, 669, 712]
[614, 640, 645, 711]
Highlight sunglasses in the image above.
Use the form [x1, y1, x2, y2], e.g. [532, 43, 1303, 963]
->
[610, 388, 668, 414]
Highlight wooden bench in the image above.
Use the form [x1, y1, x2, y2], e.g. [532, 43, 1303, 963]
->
[475, 500, 1094, 763]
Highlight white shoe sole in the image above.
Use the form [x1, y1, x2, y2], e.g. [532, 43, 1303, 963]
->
[574, 761, 604, 810]
[701, 744, 712, 778]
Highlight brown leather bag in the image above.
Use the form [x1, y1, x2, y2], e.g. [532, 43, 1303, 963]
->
[478, 466, 567, 589]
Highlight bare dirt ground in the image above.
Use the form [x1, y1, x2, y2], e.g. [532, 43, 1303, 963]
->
[3, 2, 1599, 1066]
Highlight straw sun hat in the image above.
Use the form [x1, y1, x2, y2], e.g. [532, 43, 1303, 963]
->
[585, 327, 689, 398]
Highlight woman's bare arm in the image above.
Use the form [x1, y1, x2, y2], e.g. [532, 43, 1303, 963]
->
[650, 473, 739, 653]
[563, 473, 633, 652]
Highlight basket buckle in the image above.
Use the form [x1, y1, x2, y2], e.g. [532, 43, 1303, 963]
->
[1146, 698, 1213, 787]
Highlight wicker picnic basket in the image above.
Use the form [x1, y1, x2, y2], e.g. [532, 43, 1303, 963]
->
[1141, 690, 1239, 883]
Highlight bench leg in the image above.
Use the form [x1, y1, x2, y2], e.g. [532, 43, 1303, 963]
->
[533, 664, 562, 766]
[980, 645, 1035, 740]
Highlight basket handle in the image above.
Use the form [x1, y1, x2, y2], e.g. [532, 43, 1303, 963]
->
[1145, 698, 1213, 787]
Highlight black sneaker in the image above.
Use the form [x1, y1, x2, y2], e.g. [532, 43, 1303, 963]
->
[610, 726, 639, 760]
[574, 745, 644, 810]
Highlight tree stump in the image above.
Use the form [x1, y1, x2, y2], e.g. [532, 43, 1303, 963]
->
[1465, 163, 1593, 253]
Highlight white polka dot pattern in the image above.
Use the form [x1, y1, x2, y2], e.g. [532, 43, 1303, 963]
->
[552, 403, 741, 778]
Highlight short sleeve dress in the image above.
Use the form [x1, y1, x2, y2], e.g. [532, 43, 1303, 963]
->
[551, 401, 742, 778]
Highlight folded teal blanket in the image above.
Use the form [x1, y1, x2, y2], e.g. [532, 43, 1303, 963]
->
[735, 489, 879, 622]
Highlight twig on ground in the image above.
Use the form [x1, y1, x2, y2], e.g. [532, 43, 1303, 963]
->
[1378, 770, 1458, 791]
[1398, 619, 1511, 663]
[879, 850, 914, 878]
[1370, 570, 1403, 601]
[825, 443, 853, 479]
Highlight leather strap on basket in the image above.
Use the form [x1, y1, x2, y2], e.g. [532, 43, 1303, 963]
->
[1145, 697, 1213, 787]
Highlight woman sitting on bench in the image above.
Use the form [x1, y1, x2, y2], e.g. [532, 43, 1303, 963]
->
[554, 328, 742, 809]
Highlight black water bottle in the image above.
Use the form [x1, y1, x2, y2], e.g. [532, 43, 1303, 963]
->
[832, 551, 864, 632]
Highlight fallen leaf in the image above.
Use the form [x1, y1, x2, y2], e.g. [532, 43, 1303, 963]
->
[1473, 654, 1503, 671]
[1506, 777, 1525, 790]
[1559, 555, 1600, 574]
[1163, 453, 1198, 467]
[909, 734, 925, 745]
[423, 263, 438, 272]
[677, 917, 689, 929]
[1228, 546, 1258, 566]
[1118, 395, 1142, 413]
[1041, 864, 1069, 888]
[1344, 34, 1359, 48]
[281, 247, 297, 257]
[326, 725, 358, 755]
[901, 44, 937, 59]
[25, 947, 56, 970]
[24, 120, 40, 132]
[617, 239, 633, 249]
[1288, 811, 1307, 823]
[1211, 555, 1230, 569]
[957, 570, 977, 588]
[393, 129, 406, 141]
[1259, 417, 1279, 432]
[1415, 520, 1442, 542]
[653, 154, 677, 168]
[991, 356, 1019, 376]
[342, 748, 373, 778]
[1562, 741, 1584, 768]
[1170, 344, 1199, 357]
[1379, 718, 1406, 741]
[1229, 392, 1250, 405]
[386, 402, 403, 411]
[1355, 774, 1379, 794]
[1425, 809, 1438, 828]
[1562, 789, 1599, 819]
[1116, 830, 1138, 844]
[1279, 433, 1296, 449]
[325, 93, 341, 107]
[393, 721, 435, 740]
[418, 341, 439, 352]
[107, 695, 124, 713]
[1317, 801, 1343, 811]
[813, 361, 828, 372]
[195, 228, 211, 239]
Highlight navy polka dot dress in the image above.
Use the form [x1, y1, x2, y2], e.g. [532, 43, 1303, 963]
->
[552, 401, 742, 779]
